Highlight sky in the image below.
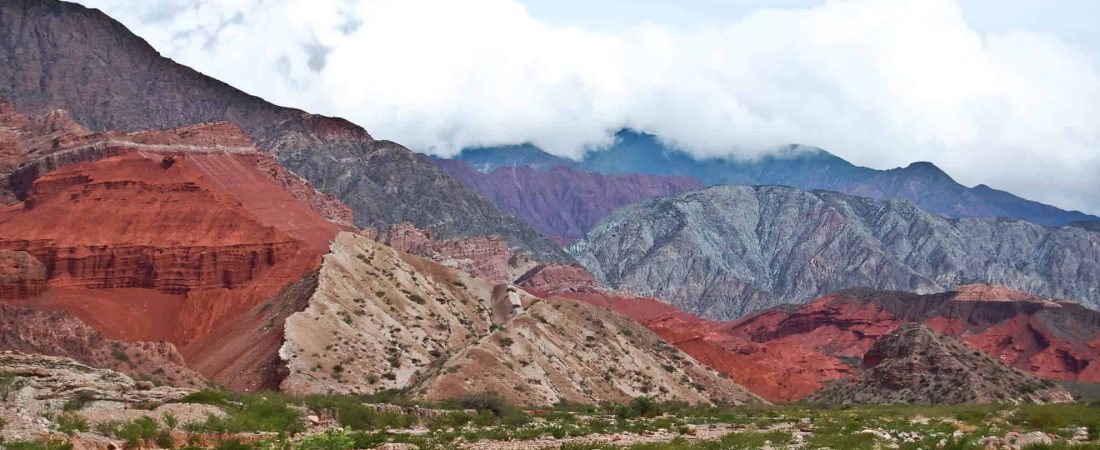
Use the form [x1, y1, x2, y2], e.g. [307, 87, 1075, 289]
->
[74, 0, 1100, 215]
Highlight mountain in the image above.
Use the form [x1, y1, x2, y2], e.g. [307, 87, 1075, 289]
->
[434, 159, 703, 244]
[807, 324, 1073, 405]
[0, 0, 567, 262]
[451, 130, 1097, 228]
[568, 184, 1100, 319]
[280, 232, 763, 406]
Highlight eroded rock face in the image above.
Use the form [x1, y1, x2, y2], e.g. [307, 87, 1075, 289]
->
[281, 233, 507, 395]
[282, 232, 763, 406]
[435, 160, 703, 244]
[0, 1, 568, 262]
[0, 250, 46, 297]
[807, 324, 1074, 405]
[569, 185, 1100, 319]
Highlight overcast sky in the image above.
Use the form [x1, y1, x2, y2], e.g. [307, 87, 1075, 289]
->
[75, 0, 1100, 214]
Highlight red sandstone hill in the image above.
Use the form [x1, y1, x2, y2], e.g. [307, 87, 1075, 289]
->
[0, 103, 352, 390]
[520, 267, 1100, 402]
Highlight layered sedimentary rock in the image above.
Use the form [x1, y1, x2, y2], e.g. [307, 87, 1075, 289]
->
[435, 159, 703, 244]
[0, 0, 567, 262]
[281, 232, 762, 406]
[570, 185, 1100, 319]
[808, 324, 1073, 405]
[0, 106, 351, 389]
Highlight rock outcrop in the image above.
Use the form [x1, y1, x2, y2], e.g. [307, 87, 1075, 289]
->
[0, 0, 568, 262]
[435, 159, 702, 244]
[281, 232, 762, 406]
[808, 324, 1074, 405]
[569, 185, 1100, 319]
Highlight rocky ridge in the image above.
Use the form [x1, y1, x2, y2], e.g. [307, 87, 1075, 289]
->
[280, 232, 763, 406]
[569, 184, 1100, 319]
[808, 324, 1073, 405]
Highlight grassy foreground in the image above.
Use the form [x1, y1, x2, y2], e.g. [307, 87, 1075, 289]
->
[6, 390, 1100, 449]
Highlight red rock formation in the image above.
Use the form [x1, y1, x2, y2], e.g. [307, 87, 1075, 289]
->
[0, 250, 46, 297]
[0, 105, 353, 389]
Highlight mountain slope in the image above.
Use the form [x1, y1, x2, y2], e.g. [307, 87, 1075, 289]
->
[435, 159, 703, 243]
[453, 130, 1097, 228]
[0, 0, 566, 261]
[808, 324, 1073, 405]
[568, 184, 1100, 319]
[280, 232, 762, 406]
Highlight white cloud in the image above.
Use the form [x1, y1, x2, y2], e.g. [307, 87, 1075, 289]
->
[77, 0, 1100, 214]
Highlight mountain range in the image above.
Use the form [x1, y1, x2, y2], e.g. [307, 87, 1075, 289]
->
[446, 130, 1098, 235]
[2, 1, 1100, 440]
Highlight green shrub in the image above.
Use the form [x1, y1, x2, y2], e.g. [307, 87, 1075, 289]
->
[294, 430, 355, 450]
[451, 392, 508, 417]
[55, 412, 88, 435]
[155, 429, 175, 449]
[428, 411, 471, 430]
[62, 390, 97, 411]
[115, 416, 159, 449]
[180, 390, 229, 405]
[3, 440, 75, 450]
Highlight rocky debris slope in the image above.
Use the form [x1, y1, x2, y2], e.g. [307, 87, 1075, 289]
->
[435, 159, 702, 244]
[0, 0, 567, 262]
[281, 232, 762, 406]
[569, 184, 1100, 319]
[419, 294, 761, 406]
[0, 303, 205, 388]
[808, 324, 1073, 405]
[0, 351, 200, 442]
[454, 129, 1097, 227]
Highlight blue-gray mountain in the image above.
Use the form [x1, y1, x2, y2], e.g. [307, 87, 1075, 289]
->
[567, 185, 1100, 320]
[453, 130, 1098, 228]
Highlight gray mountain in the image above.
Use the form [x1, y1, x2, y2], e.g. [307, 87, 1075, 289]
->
[0, 0, 567, 262]
[568, 184, 1100, 319]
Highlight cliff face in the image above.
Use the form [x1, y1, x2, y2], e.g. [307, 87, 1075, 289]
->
[435, 159, 703, 244]
[281, 232, 762, 406]
[807, 324, 1073, 405]
[0, 0, 567, 262]
[569, 185, 1100, 319]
